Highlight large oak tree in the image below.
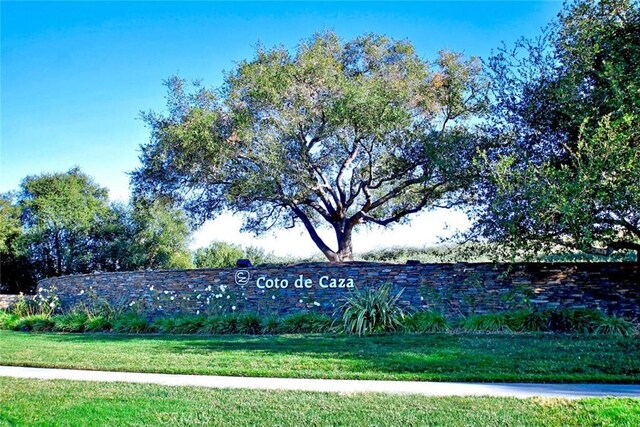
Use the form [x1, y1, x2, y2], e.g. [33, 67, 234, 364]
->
[474, 0, 640, 260]
[133, 33, 488, 262]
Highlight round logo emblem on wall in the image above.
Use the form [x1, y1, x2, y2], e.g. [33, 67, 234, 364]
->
[235, 270, 251, 285]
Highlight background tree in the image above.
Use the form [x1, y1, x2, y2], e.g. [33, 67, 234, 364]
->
[0, 193, 36, 293]
[133, 32, 489, 262]
[194, 242, 245, 268]
[121, 198, 194, 270]
[18, 168, 114, 278]
[194, 241, 270, 268]
[9, 168, 193, 284]
[90, 198, 193, 271]
[473, 0, 640, 260]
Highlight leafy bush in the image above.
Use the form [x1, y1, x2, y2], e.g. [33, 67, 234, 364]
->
[0, 312, 19, 330]
[594, 315, 637, 336]
[53, 313, 88, 333]
[280, 312, 332, 334]
[111, 313, 151, 333]
[403, 311, 449, 333]
[84, 316, 111, 332]
[237, 313, 262, 334]
[13, 315, 54, 332]
[338, 285, 407, 335]
[460, 313, 511, 332]
[504, 310, 550, 332]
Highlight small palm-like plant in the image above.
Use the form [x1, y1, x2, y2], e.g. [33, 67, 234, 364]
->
[338, 284, 407, 336]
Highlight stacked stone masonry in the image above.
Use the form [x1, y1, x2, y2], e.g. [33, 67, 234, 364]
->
[0, 295, 20, 310]
[37, 262, 640, 319]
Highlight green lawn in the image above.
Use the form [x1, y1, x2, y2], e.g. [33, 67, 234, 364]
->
[1, 378, 639, 426]
[1, 331, 639, 383]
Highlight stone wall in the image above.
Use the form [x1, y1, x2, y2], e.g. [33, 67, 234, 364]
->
[37, 262, 640, 319]
[0, 295, 20, 310]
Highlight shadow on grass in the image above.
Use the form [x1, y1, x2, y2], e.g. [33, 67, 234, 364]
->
[3, 331, 640, 382]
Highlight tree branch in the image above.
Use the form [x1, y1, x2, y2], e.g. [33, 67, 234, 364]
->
[290, 204, 337, 259]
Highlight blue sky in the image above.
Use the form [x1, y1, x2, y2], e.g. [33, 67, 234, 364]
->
[1, 1, 562, 255]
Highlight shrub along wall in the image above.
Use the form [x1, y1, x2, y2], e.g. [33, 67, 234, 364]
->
[37, 262, 640, 319]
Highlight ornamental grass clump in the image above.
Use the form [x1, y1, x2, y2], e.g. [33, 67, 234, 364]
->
[151, 317, 177, 334]
[237, 313, 263, 334]
[338, 284, 407, 336]
[197, 314, 239, 334]
[280, 313, 332, 334]
[504, 310, 550, 332]
[53, 312, 88, 333]
[261, 315, 282, 334]
[460, 313, 511, 333]
[84, 316, 112, 332]
[13, 315, 55, 332]
[403, 311, 449, 333]
[548, 308, 603, 334]
[172, 315, 206, 334]
[110, 313, 151, 333]
[594, 315, 637, 336]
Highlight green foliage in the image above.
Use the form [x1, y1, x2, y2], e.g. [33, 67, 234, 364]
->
[505, 310, 550, 333]
[133, 32, 489, 262]
[172, 315, 206, 334]
[460, 313, 512, 333]
[4, 168, 193, 281]
[53, 313, 88, 333]
[0, 312, 19, 330]
[260, 315, 282, 334]
[193, 242, 244, 268]
[126, 199, 193, 270]
[18, 168, 115, 278]
[110, 313, 151, 334]
[237, 313, 263, 334]
[10, 291, 58, 318]
[357, 244, 496, 264]
[84, 316, 111, 332]
[0, 193, 36, 293]
[198, 314, 239, 335]
[193, 242, 276, 268]
[403, 311, 449, 333]
[548, 308, 604, 334]
[595, 315, 638, 336]
[476, 0, 640, 259]
[280, 312, 332, 334]
[151, 317, 177, 334]
[12, 314, 54, 332]
[11, 297, 39, 318]
[455, 309, 636, 336]
[338, 284, 407, 335]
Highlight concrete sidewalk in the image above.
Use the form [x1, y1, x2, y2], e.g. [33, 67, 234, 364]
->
[1, 366, 639, 399]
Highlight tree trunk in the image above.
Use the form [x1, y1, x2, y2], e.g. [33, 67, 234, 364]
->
[290, 205, 355, 263]
[334, 224, 354, 262]
[54, 230, 63, 276]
